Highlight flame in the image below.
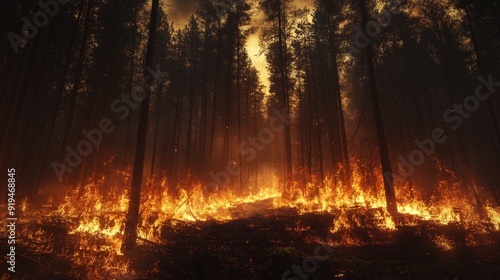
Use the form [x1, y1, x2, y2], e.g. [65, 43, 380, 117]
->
[433, 234, 455, 251]
[485, 206, 500, 231]
[10, 161, 500, 278]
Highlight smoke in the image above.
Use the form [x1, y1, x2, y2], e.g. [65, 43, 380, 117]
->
[162, 0, 315, 93]
[163, 0, 203, 28]
[164, 0, 314, 28]
[294, 0, 314, 10]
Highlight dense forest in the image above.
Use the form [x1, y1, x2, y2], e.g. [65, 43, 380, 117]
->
[2, 0, 500, 279]
[1, 0, 500, 248]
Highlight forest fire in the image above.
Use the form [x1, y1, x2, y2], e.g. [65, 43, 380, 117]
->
[1, 0, 500, 278]
[4, 162, 498, 278]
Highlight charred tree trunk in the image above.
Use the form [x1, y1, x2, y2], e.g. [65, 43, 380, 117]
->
[461, 3, 500, 152]
[60, 0, 93, 167]
[186, 54, 197, 170]
[16, 26, 53, 172]
[223, 10, 234, 166]
[209, 17, 222, 166]
[360, 0, 398, 215]
[304, 38, 313, 177]
[327, 19, 350, 184]
[122, 0, 160, 251]
[33, 0, 85, 187]
[199, 21, 210, 172]
[150, 81, 163, 178]
[124, 2, 139, 167]
[277, 0, 293, 191]
[236, 7, 244, 194]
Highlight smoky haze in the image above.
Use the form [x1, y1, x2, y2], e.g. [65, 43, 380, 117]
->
[164, 0, 202, 27]
[164, 0, 314, 28]
[164, 0, 314, 93]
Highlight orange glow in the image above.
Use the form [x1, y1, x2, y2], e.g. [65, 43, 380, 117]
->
[10, 161, 500, 278]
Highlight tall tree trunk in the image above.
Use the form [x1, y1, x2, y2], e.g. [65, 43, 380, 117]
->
[150, 81, 163, 178]
[122, 0, 160, 251]
[167, 92, 182, 189]
[33, 0, 85, 187]
[223, 10, 234, 166]
[124, 2, 139, 167]
[462, 3, 500, 151]
[327, 18, 350, 183]
[60, 0, 94, 167]
[313, 86, 324, 182]
[304, 36, 313, 177]
[209, 17, 222, 165]
[360, 0, 398, 215]
[16, 26, 54, 172]
[199, 21, 210, 172]
[236, 8, 244, 194]
[277, 0, 293, 191]
[186, 68, 195, 169]
[0, 29, 44, 165]
[78, 77, 102, 187]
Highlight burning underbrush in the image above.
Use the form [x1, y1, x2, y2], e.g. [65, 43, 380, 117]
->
[2, 165, 500, 279]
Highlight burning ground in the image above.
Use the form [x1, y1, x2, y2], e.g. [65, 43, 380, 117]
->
[1, 166, 499, 280]
[2, 0, 500, 279]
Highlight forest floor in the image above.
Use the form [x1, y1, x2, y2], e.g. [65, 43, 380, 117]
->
[2, 208, 500, 280]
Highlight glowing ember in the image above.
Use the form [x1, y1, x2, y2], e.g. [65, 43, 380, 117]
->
[10, 163, 500, 278]
[433, 235, 455, 251]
